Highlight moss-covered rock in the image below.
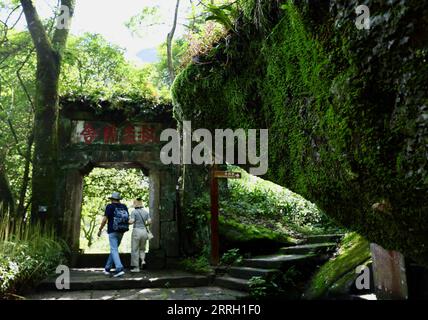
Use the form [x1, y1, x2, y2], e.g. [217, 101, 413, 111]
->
[219, 216, 296, 254]
[172, 0, 428, 264]
[304, 232, 371, 299]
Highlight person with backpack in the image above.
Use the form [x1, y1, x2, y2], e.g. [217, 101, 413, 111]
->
[98, 192, 129, 278]
[128, 198, 152, 273]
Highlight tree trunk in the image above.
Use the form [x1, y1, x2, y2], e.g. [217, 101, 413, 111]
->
[167, 0, 180, 84]
[17, 126, 34, 221]
[20, 0, 75, 229]
[0, 150, 15, 215]
[30, 52, 61, 226]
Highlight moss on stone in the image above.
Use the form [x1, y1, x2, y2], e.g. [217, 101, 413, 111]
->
[304, 232, 371, 299]
[219, 215, 295, 245]
[172, 0, 428, 264]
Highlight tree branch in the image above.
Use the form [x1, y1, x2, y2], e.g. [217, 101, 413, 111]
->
[20, 0, 53, 57]
[52, 0, 75, 52]
[16, 48, 36, 113]
[167, 0, 180, 84]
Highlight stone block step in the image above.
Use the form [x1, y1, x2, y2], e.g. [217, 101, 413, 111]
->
[214, 276, 250, 292]
[73, 251, 166, 269]
[302, 234, 344, 244]
[279, 242, 337, 255]
[242, 254, 319, 269]
[36, 269, 211, 291]
[227, 266, 280, 280]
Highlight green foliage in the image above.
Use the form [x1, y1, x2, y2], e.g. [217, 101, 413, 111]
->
[223, 166, 336, 235]
[0, 215, 67, 299]
[179, 245, 212, 274]
[182, 165, 337, 254]
[153, 39, 190, 90]
[0, 30, 168, 220]
[61, 33, 163, 102]
[220, 248, 243, 265]
[205, 3, 238, 33]
[80, 168, 149, 252]
[247, 275, 284, 300]
[179, 256, 212, 274]
[179, 21, 227, 68]
[181, 190, 211, 253]
[219, 215, 292, 244]
[304, 232, 371, 299]
[0, 30, 36, 213]
[125, 6, 162, 37]
[248, 267, 303, 300]
[248, 276, 269, 299]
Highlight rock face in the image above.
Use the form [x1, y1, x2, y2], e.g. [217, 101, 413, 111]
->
[172, 1, 428, 264]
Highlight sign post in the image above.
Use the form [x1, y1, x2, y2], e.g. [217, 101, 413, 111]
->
[210, 166, 242, 265]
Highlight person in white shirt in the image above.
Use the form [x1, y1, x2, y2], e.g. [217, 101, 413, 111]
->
[128, 198, 152, 273]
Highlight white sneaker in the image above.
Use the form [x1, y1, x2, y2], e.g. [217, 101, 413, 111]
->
[103, 270, 111, 275]
[113, 270, 125, 278]
[130, 268, 140, 273]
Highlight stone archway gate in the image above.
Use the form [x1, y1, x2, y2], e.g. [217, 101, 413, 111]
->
[56, 98, 179, 265]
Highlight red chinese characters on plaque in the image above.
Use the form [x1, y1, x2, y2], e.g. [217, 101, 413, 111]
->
[80, 122, 98, 144]
[122, 124, 136, 145]
[103, 124, 118, 144]
[137, 125, 156, 143]
[75, 121, 158, 145]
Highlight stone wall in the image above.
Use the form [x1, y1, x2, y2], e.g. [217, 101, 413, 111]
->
[56, 98, 181, 265]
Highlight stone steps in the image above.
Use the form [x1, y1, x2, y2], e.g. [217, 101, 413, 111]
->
[241, 253, 320, 269]
[214, 237, 341, 294]
[227, 266, 280, 280]
[214, 253, 324, 293]
[36, 269, 211, 291]
[301, 234, 344, 244]
[214, 276, 250, 292]
[73, 250, 166, 269]
[279, 242, 337, 255]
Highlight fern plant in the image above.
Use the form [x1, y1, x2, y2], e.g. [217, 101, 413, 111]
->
[205, 3, 238, 33]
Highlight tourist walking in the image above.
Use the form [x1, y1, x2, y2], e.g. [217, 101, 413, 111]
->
[98, 192, 129, 277]
[129, 198, 152, 273]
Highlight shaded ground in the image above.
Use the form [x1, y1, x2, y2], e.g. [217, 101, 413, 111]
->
[24, 268, 247, 300]
[26, 286, 246, 300]
[34, 268, 213, 290]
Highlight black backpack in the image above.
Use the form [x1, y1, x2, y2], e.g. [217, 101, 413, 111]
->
[112, 204, 129, 232]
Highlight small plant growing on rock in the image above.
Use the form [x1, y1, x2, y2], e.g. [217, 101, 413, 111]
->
[248, 276, 273, 299]
[220, 248, 243, 266]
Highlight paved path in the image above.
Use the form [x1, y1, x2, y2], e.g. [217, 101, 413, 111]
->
[25, 268, 247, 300]
[26, 286, 246, 300]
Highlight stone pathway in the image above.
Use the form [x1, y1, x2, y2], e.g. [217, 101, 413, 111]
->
[26, 287, 246, 300]
[214, 235, 343, 292]
[36, 268, 213, 291]
[25, 235, 344, 300]
[25, 268, 247, 300]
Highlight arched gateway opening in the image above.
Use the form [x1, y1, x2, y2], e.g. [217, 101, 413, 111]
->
[79, 166, 150, 254]
[56, 99, 179, 267]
